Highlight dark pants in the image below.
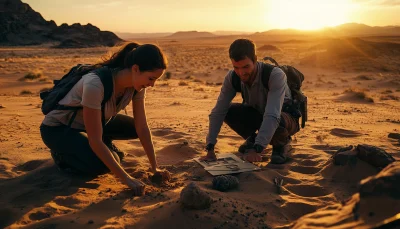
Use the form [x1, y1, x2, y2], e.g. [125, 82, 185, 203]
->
[224, 103, 299, 147]
[40, 114, 138, 176]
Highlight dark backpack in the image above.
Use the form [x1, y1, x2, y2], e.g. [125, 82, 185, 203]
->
[231, 56, 308, 128]
[39, 64, 114, 127]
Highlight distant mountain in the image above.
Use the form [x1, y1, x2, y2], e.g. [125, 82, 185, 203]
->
[116, 30, 252, 39]
[212, 31, 253, 36]
[0, 0, 123, 47]
[165, 31, 217, 39]
[252, 23, 400, 38]
[322, 23, 400, 36]
[116, 32, 173, 39]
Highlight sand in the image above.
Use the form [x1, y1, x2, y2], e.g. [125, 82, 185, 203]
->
[0, 37, 399, 229]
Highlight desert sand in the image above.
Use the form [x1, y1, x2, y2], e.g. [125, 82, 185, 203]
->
[0, 36, 399, 229]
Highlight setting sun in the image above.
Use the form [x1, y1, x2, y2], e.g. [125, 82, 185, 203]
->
[264, 0, 353, 30]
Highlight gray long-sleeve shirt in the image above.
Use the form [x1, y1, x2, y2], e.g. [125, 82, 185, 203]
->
[206, 61, 292, 148]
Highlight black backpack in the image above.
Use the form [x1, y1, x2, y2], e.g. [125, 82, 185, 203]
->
[231, 57, 308, 128]
[39, 64, 114, 127]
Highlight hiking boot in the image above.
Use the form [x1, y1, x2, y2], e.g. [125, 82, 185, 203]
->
[111, 143, 126, 161]
[50, 150, 80, 174]
[104, 139, 126, 161]
[270, 142, 294, 164]
[238, 133, 257, 154]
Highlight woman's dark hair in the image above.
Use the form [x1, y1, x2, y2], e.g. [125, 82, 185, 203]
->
[98, 42, 167, 71]
[229, 39, 257, 62]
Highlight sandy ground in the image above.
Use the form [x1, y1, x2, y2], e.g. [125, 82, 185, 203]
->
[0, 37, 399, 229]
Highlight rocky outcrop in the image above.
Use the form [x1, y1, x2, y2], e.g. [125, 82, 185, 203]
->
[292, 162, 400, 229]
[0, 0, 123, 47]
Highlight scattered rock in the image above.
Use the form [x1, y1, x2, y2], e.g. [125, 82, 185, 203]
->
[273, 177, 284, 194]
[388, 133, 400, 140]
[356, 144, 395, 169]
[359, 162, 400, 199]
[332, 144, 395, 169]
[180, 182, 212, 209]
[0, 104, 4, 109]
[332, 148, 358, 166]
[212, 175, 239, 192]
[88, 220, 94, 224]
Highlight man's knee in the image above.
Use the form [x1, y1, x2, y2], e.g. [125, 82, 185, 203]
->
[224, 103, 243, 123]
[270, 126, 290, 146]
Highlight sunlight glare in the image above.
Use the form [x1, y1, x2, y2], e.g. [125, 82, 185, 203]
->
[264, 0, 353, 30]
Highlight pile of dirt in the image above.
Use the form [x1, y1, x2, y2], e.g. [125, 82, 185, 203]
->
[258, 44, 281, 52]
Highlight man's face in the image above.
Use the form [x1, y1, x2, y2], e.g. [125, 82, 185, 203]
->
[231, 57, 256, 83]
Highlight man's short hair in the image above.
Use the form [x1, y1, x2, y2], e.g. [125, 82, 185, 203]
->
[229, 39, 257, 62]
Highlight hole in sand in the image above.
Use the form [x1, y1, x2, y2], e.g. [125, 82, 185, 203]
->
[290, 165, 321, 174]
[29, 211, 51, 221]
[285, 184, 331, 197]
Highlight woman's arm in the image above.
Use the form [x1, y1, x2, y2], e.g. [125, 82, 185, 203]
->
[83, 106, 145, 195]
[132, 99, 158, 173]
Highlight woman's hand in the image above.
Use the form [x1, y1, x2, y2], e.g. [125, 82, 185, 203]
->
[123, 176, 146, 196]
[153, 168, 171, 182]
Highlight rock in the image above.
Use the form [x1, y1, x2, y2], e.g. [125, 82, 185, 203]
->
[332, 149, 358, 166]
[0, 0, 123, 47]
[212, 175, 239, 192]
[356, 144, 395, 169]
[388, 133, 400, 140]
[180, 182, 212, 209]
[359, 162, 400, 199]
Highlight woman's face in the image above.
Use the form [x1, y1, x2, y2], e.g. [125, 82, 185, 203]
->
[132, 67, 165, 91]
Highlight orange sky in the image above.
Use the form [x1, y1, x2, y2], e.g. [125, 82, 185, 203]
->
[24, 0, 400, 33]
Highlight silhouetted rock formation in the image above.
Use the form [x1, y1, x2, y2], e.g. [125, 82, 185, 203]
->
[0, 0, 123, 48]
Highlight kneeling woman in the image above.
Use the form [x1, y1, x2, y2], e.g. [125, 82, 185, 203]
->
[40, 42, 169, 195]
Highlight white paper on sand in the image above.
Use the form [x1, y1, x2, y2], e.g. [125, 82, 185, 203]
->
[194, 153, 260, 176]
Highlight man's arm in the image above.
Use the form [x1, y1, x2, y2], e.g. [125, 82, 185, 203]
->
[254, 68, 287, 148]
[206, 71, 237, 146]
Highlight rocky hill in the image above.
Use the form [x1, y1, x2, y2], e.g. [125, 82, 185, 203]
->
[165, 31, 216, 39]
[0, 0, 123, 48]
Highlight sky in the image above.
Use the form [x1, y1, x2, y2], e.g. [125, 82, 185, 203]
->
[24, 0, 400, 33]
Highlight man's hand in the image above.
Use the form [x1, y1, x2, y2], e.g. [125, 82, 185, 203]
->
[243, 149, 262, 163]
[200, 149, 217, 162]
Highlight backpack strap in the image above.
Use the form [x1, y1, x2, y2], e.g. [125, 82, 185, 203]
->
[230, 62, 275, 101]
[93, 67, 114, 127]
[260, 63, 275, 90]
[231, 71, 242, 93]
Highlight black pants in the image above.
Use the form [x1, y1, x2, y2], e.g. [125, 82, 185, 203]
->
[224, 103, 300, 147]
[40, 114, 138, 176]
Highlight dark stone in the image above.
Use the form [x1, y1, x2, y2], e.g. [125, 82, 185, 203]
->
[212, 175, 239, 192]
[356, 144, 395, 169]
[388, 133, 400, 140]
[332, 149, 358, 166]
